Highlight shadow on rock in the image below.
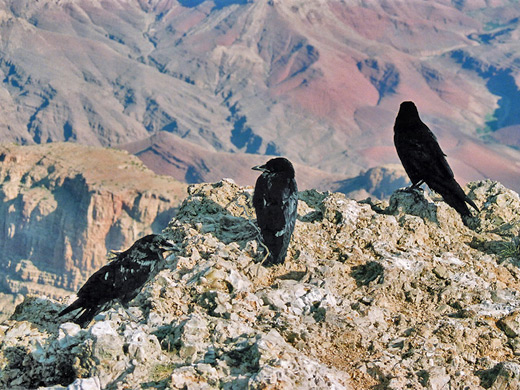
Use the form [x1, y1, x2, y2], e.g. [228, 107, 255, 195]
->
[10, 295, 63, 334]
[476, 361, 520, 389]
[1, 344, 77, 389]
[469, 235, 520, 264]
[174, 182, 258, 245]
[350, 261, 385, 287]
[388, 188, 439, 224]
[297, 189, 329, 223]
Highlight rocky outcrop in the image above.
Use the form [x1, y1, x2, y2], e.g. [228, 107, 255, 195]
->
[1, 179, 520, 389]
[0, 143, 186, 319]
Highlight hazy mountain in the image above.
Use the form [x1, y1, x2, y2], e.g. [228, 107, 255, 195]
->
[333, 164, 410, 200]
[0, 0, 519, 192]
[121, 130, 346, 190]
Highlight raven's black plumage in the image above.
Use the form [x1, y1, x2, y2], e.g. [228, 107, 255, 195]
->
[394, 101, 479, 221]
[58, 234, 176, 327]
[252, 157, 298, 266]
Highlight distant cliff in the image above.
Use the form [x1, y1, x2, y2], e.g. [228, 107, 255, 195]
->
[0, 143, 186, 319]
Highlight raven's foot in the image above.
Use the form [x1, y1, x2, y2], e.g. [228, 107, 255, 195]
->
[461, 214, 481, 230]
[400, 185, 424, 194]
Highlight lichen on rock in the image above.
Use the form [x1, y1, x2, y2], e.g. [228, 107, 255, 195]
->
[1, 179, 520, 389]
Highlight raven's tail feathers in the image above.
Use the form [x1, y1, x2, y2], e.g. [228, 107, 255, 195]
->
[465, 195, 479, 213]
[58, 299, 82, 317]
[75, 307, 99, 328]
[428, 177, 478, 218]
[58, 298, 97, 328]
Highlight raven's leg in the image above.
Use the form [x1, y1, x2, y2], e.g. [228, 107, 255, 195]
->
[410, 180, 424, 189]
[116, 301, 142, 323]
[402, 180, 424, 192]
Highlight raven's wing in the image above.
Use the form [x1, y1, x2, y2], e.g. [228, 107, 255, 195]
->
[74, 263, 122, 303]
[253, 175, 290, 236]
[254, 175, 298, 264]
[395, 121, 454, 184]
[76, 248, 155, 304]
[57, 261, 121, 324]
[421, 124, 455, 180]
[397, 122, 479, 217]
[412, 124, 480, 213]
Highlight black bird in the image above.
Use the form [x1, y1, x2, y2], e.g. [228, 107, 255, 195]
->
[58, 234, 177, 327]
[252, 157, 298, 266]
[393, 101, 479, 221]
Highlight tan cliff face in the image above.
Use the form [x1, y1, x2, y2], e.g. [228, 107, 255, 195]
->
[0, 143, 187, 313]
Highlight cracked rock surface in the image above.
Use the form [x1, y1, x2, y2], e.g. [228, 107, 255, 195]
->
[1, 179, 520, 389]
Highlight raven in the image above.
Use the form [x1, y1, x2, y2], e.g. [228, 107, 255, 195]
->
[393, 101, 479, 221]
[252, 157, 298, 266]
[58, 234, 177, 327]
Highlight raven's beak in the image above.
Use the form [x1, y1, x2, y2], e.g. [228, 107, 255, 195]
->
[252, 164, 267, 172]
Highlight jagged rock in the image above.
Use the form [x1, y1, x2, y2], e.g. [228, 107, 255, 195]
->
[2, 179, 520, 389]
[40, 377, 101, 390]
[478, 361, 520, 390]
[467, 180, 520, 236]
[421, 366, 451, 390]
[498, 311, 520, 338]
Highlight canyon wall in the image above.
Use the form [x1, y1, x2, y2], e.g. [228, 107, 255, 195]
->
[0, 143, 186, 318]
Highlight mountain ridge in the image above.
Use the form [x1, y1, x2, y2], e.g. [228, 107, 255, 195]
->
[0, 0, 519, 193]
